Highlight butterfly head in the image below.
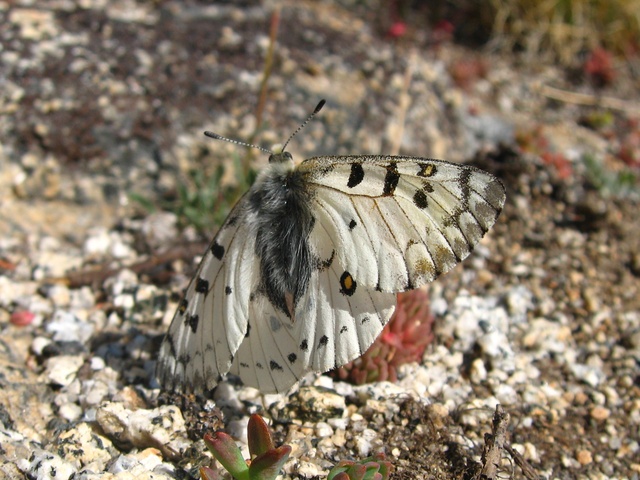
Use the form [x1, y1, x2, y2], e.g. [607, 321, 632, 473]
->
[204, 100, 325, 168]
[268, 149, 294, 165]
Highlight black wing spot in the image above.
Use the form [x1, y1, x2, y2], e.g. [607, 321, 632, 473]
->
[417, 163, 437, 177]
[225, 286, 232, 295]
[287, 353, 297, 363]
[340, 326, 348, 334]
[240, 362, 249, 368]
[318, 335, 329, 347]
[318, 249, 335, 270]
[178, 298, 188, 314]
[348, 219, 357, 230]
[339, 271, 357, 296]
[383, 162, 400, 196]
[347, 163, 365, 188]
[187, 314, 199, 333]
[256, 362, 264, 369]
[270, 360, 283, 371]
[300, 339, 309, 351]
[413, 190, 429, 209]
[361, 316, 370, 324]
[211, 241, 225, 260]
[164, 333, 177, 356]
[195, 278, 209, 294]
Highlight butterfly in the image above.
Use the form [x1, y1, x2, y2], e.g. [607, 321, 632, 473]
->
[156, 100, 506, 394]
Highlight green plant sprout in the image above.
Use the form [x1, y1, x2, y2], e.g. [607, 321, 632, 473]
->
[327, 453, 393, 480]
[200, 414, 291, 480]
[583, 153, 638, 197]
[130, 152, 256, 235]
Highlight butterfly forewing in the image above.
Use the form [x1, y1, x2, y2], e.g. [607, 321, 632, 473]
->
[301, 155, 505, 291]
[156, 198, 256, 392]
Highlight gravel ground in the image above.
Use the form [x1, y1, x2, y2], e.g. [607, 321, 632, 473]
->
[1, 2, 639, 479]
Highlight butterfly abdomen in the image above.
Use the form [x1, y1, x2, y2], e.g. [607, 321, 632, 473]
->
[247, 163, 316, 318]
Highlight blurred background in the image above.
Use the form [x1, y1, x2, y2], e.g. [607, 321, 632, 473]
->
[2, 0, 638, 242]
[1, 1, 640, 478]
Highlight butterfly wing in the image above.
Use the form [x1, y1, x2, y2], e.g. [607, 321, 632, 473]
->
[300, 155, 506, 292]
[156, 196, 257, 393]
[228, 252, 396, 393]
[157, 154, 505, 394]
[299, 259, 396, 374]
[223, 155, 504, 393]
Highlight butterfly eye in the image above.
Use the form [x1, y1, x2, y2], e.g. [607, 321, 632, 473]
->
[268, 151, 294, 164]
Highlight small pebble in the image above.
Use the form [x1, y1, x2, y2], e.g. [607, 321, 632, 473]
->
[576, 449, 593, 465]
[590, 406, 611, 421]
[44, 355, 84, 387]
[10, 310, 35, 326]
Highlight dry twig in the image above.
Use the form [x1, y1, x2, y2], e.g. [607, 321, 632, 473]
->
[480, 404, 510, 480]
[540, 84, 637, 113]
[55, 242, 207, 289]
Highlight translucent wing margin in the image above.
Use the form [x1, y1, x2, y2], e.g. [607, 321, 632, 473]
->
[156, 197, 257, 393]
[301, 155, 506, 292]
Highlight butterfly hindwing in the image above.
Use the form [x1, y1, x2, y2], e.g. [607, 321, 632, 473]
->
[230, 295, 300, 393]
[302, 260, 396, 373]
[156, 197, 256, 392]
[228, 253, 396, 393]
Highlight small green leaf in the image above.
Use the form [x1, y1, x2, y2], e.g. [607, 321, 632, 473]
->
[247, 414, 275, 458]
[248, 445, 291, 480]
[361, 462, 384, 480]
[203, 432, 250, 480]
[331, 474, 351, 480]
[327, 461, 354, 480]
[344, 464, 367, 480]
[128, 193, 157, 213]
[375, 461, 392, 480]
[200, 466, 222, 480]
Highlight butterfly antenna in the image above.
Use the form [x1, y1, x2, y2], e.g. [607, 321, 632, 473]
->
[281, 99, 326, 152]
[203, 131, 274, 155]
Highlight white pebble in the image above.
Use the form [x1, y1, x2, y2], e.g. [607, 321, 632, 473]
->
[58, 402, 83, 422]
[469, 358, 487, 383]
[45, 355, 84, 387]
[315, 422, 333, 438]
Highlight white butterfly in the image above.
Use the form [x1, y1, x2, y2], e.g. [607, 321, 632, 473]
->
[156, 100, 506, 394]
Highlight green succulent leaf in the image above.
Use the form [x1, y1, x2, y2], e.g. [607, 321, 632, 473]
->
[344, 464, 367, 480]
[203, 432, 250, 480]
[327, 461, 352, 479]
[375, 461, 392, 480]
[328, 454, 392, 480]
[200, 466, 222, 480]
[361, 462, 384, 480]
[331, 474, 351, 480]
[248, 445, 292, 480]
[247, 414, 275, 458]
